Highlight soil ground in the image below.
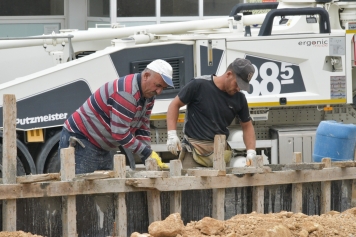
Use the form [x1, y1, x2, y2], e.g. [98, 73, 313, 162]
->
[133, 208, 356, 237]
[3, 208, 356, 237]
[0, 232, 42, 237]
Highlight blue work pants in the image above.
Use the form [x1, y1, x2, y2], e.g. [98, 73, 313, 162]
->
[58, 128, 113, 174]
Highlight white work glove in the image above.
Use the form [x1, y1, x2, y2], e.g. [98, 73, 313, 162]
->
[166, 130, 181, 156]
[246, 149, 256, 167]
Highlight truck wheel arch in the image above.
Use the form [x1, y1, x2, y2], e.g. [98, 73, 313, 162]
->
[35, 131, 61, 174]
[0, 131, 36, 175]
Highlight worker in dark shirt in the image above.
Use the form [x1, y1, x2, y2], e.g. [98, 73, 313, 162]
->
[166, 58, 256, 167]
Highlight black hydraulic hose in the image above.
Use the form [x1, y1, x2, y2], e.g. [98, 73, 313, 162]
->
[259, 7, 331, 36]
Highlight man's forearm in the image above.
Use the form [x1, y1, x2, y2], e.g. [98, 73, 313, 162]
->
[242, 121, 256, 150]
[244, 134, 256, 150]
[167, 98, 182, 131]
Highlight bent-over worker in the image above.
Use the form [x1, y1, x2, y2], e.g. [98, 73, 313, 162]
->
[58, 59, 172, 173]
[166, 58, 256, 167]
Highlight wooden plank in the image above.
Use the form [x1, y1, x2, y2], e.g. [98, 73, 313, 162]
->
[229, 166, 273, 174]
[2, 94, 17, 231]
[251, 151, 265, 214]
[352, 150, 356, 207]
[2, 94, 17, 184]
[127, 171, 170, 178]
[17, 173, 60, 183]
[146, 158, 158, 171]
[127, 167, 356, 191]
[60, 148, 75, 181]
[186, 169, 226, 177]
[293, 151, 303, 165]
[252, 155, 264, 168]
[228, 167, 265, 174]
[74, 170, 115, 180]
[292, 182, 303, 213]
[212, 189, 225, 220]
[264, 164, 285, 171]
[291, 152, 303, 213]
[267, 163, 325, 171]
[146, 158, 161, 223]
[213, 134, 226, 172]
[261, 166, 272, 173]
[60, 147, 77, 237]
[170, 160, 182, 176]
[332, 161, 356, 168]
[282, 163, 325, 171]
[170, 160, 182, 214]
[352, 178, 356, 207]
[2, 200, 16, 231]
[321, 158, 332, 214]
[113, 155, 127, 237]
[252, 186, 264, 213]
[2, 167, 356, 199]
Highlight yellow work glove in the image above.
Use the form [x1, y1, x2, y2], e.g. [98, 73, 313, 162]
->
[150, 151, 169, 169]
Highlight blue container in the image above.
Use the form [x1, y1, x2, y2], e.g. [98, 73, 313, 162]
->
[313, 121, 356, 162]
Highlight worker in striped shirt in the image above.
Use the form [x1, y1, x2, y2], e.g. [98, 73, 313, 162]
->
[58, 59, 173, 173]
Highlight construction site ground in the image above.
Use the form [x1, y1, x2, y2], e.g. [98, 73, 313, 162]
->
[0, 232, 42, 237]
[3, 208, 356, 237]
[135, 208, 356, 237]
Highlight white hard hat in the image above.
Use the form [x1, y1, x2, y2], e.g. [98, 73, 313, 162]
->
[147, 59, 174, 88]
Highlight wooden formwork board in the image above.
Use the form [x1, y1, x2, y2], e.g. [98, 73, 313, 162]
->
[2, 95, 356, 236]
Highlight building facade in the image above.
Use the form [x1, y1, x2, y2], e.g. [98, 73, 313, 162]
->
[0, 0, 248, 37]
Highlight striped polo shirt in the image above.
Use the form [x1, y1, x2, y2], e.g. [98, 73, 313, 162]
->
[64, 73, 153, 161]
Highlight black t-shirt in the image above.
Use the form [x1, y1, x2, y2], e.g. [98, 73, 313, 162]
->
[178, 75, 251, 141]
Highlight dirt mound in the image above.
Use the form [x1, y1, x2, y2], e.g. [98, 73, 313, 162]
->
[132, 208, 356, 237]
[0, 231, 42, 237]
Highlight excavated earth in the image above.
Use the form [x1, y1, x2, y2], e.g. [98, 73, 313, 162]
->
[0, 232, 42, 237]
[132, 208, 356, 237]
[3, 208, 356, 237]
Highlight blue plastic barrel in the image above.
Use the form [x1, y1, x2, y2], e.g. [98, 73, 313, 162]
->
[313, 121, 356, 162]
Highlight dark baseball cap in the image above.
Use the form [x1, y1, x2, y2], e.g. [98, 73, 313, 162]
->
[230, 58, 255, 93]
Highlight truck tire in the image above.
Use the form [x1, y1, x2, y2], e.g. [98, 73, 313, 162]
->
[45, 147, 60, 173]
[0, 131, 36, 175]
[16, 139, 37, 174]
[36, 131, 61, 174]
[36, 130, 132, 173]
[0, 143, 26, 176]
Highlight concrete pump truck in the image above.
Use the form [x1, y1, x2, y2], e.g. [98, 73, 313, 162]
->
[0, 0, 355, 175]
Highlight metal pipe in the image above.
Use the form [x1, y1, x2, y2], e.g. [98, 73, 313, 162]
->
[110, 0, 117, 24]
[0, 17, 231, 49]
[0, 35, 74, 40]
[242, 14, 267, 26]
[0, 35, 75, 61]
[67, 37, 75, 61]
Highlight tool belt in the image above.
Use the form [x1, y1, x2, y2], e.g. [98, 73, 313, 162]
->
[181, 135, 232, 167]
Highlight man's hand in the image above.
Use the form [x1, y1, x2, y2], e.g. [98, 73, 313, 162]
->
[166, 130, 181, 155]
[150, 151, 169, 169]
[246, 149, 256, 166]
